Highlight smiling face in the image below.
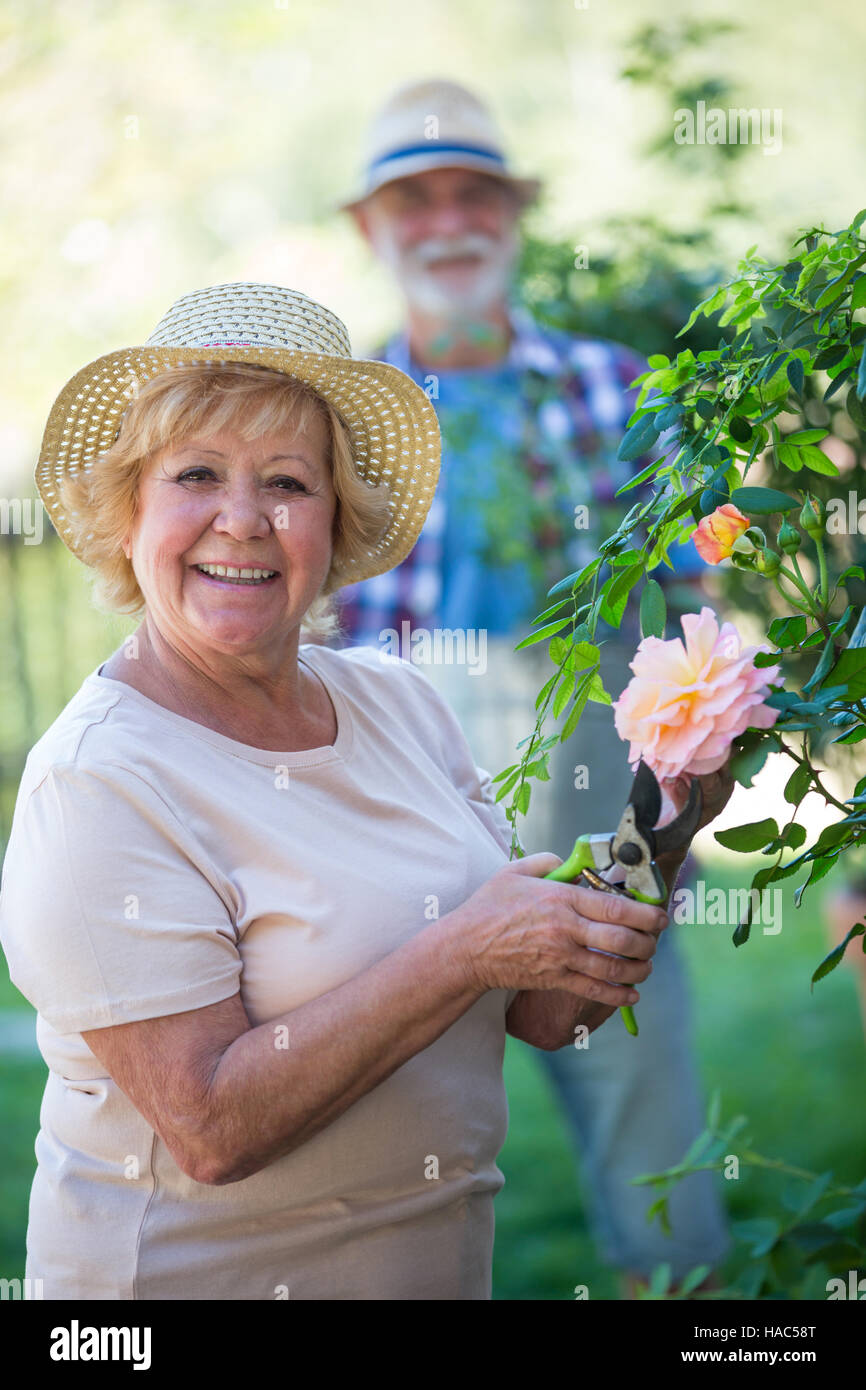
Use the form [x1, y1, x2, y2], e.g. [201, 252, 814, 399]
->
[352, 167, 521, 317]
[122, 412, 336, 663]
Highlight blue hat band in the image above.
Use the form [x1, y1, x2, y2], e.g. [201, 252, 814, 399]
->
[368, 141, 508, 174]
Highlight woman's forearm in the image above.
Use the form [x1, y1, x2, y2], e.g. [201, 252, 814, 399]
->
[199, 912, 484, 1184]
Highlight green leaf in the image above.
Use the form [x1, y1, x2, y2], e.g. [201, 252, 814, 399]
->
[784, 762, 812, 804]
[617, 413, 660, 463]
[730, 486, 799, 514]
[676, 287, 725, 339]
[794, 854, 839, 906]
[777, 441, 804, 471]
[514, 615, 573, 650]
[827, 647, 866, 699]
[559, 671, 593, 741]
[787, 358, 805, 396]
[534, 672, 558, 712]
[858, 347, 866, 402]
[797, 444, 839, 476]
[736, 1217, 781, 1257]
[567, 640, 600, 669]
[552, 674, 576, 719]
[639, 579, 666, 639]
[678, 1264, 712, 1297]
[547, 558, 601, 598]
[715, 818, 779, 851]
[494, 768, 522, 801]
[813, 342, 849, 368]
[514, 781, 531, 816]
[786, 429, 829, 445]
[812, 922, 866, 985]
[647, 354, 670, 369]
[813, 820, 857, 853]
[830, 604, 854, 638]
[852, 276, 866, 312]
[599, 562, 642, 627]
[585, 671, 612, 705]
[802, 638, 837, 693]
[648, 1261, 673, 1296]
[768, 615, 807, 648]
[730, 737, 772, 788]
[848, 386, 866, 430]
[729, 414, 752, 443]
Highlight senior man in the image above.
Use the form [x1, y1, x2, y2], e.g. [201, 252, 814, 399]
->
[328, 78, 730, 1297]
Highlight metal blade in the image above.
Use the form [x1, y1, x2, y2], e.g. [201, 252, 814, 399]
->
[628, 760, 661, 835]
[653, 777, 703, 855]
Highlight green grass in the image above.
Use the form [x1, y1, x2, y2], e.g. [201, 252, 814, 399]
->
[0, 855, 863, 1296]
[492, 859, 865, 1299]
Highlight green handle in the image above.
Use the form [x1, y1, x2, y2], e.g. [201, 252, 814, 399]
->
[543, 836, 596, 883]
[545, 839, 665, 1038]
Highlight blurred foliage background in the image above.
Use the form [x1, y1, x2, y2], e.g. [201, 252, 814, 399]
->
[1, 0, 865, 1299]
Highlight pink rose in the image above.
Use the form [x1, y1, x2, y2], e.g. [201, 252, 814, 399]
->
[612, 607, 781, 780]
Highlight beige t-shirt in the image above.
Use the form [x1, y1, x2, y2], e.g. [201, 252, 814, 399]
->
[0, 642, 522, 1300]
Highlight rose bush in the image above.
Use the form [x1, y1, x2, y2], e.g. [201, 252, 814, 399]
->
[494, 207, 866, 980]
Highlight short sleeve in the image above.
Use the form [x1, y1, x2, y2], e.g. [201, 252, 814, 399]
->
[391, 659, 514, 857]
[0, 761, 242, 1034]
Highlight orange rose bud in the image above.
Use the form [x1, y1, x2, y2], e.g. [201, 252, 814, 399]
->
[693, 503, 751, 564]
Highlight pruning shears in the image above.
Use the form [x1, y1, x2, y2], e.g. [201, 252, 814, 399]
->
[544, 760, 703, 1036]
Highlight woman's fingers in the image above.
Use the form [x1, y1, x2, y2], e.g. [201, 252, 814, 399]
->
[562, 941, 655, 986]
[564, 880, 668, 939]
[556, 969, 643, 1008]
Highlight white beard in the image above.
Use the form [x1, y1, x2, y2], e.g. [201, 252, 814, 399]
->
[370, 226, 518, 320]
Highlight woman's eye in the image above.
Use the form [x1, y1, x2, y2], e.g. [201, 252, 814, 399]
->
[270, 477, 307, 492]
[176, 467, 214, 482]
[174, 469, 305, 492]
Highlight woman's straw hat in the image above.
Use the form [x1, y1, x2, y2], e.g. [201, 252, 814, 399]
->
[35, 282, 441, 589]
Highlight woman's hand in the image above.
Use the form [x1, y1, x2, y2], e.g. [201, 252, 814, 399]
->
[447, 854, 668, 1005]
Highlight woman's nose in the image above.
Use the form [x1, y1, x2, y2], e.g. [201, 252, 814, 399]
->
[212, 484, 272, 538]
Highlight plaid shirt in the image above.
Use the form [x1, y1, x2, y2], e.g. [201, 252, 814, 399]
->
[333, 303, 679, 647]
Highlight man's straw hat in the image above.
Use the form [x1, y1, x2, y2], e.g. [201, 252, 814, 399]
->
[337, 78, 542, 214]
[35, 282, 441, 589]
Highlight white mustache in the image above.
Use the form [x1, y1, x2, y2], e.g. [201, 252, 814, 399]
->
[411, 234, 501, 267]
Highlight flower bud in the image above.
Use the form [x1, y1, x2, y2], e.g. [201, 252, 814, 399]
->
[755, 547, 782, 576]
[778, 518, 802, 554]
[693, 502, 750, 564]
[729, 532, 758, 568]
[800, 495, 826, 538]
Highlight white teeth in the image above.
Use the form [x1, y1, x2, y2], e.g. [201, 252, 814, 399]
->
[195, 563, 278, 583]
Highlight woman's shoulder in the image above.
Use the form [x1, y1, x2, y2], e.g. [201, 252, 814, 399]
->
[303, 641, 445, 712]
[16, 668, 161, 804]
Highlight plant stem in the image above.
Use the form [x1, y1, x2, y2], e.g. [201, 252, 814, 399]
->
[777, 739, 849, 814]
[777, 562, 819, 610]
[772, 574, 813, 617]
[815, 534, 829, 609]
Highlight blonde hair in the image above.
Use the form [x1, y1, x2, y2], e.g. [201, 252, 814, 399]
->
[57, 362, 393, 640]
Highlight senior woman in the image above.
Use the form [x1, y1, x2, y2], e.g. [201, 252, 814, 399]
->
[0, 283, 732, 1300]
